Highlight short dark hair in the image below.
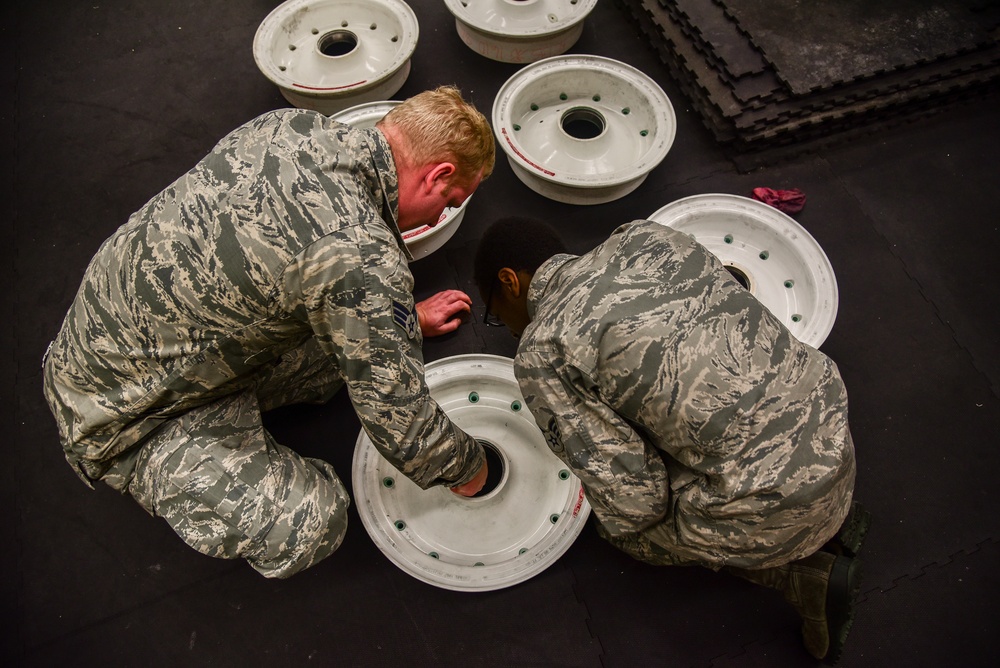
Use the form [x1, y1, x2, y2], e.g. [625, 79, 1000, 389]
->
[473, 217, 568, 295]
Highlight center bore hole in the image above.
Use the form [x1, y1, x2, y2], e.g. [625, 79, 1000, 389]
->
[472, 440, 506, 498]
[560, 107, 606, 140]
[726, 265, 751, 291]
[319, 30, 358, 57]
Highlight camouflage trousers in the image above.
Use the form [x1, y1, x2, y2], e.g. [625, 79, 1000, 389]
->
[104, 339, 350, 578]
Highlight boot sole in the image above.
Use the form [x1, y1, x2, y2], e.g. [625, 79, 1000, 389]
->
[824, 554, 863, 664]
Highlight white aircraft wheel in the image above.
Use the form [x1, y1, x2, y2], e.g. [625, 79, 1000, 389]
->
[493, 55, 676, 204]
[253, 0, 418, 114]
[649, 194, 839, 348]
[444, 0, 598, 64]
[352, 354, 591, 592]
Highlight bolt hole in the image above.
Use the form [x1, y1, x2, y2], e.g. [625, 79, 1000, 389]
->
[784, 279, 795, 288]
[394, 520, 406, 531]
[319, 30, 357, 57]
[561, 107, 606, 140]
[558, 469, 570, 480]
[382, 476, 395, 488]
[468, 391, 479, 403]
[550, 513, 561, 524]
[759, 250, 770, 260]
[792, 314, 802, 323]
[724, 234, 734, 244]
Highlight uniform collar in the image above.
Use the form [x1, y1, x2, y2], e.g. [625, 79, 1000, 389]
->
[361, 126, 413, 262]
[527, 253, 575, 321]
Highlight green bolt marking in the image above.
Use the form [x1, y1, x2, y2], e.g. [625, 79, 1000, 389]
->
[592, 94, 601, 101]
[382, 476, 395, 488]
[394, 520, 406, 531]
[621, 107, 630, 114]
[511, 400, 522, 411]
[468, 392, 479, 403]
[474, 562, 484, 567]
[724, 234, 734, 244]
[550, 513, 561, 524]
[791, 314, 802, 322]
[784, 280, 795, 288]
[559, 469, 570, 480]
[640, 129, 648, 136]
[759, 250, 770, 260]
[513, 124, 521, 131]
[559, 93, 568, 100]
[519, 548, 528, 555]
[429, 552, 439, 559]
[530, 103, 539, 111]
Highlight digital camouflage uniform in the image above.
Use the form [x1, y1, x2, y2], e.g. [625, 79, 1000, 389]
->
[43, 109, 483, 578]
[515, 221, 855, 570]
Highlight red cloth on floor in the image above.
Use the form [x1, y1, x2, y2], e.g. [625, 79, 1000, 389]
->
[751, 187, 806, 214]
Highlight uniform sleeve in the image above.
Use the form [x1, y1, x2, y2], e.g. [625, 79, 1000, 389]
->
[281, 228, 483, 489]
[515, 348, 670, 536]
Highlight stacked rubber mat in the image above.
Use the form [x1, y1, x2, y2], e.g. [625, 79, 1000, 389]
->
[619, 0, 1000, 166]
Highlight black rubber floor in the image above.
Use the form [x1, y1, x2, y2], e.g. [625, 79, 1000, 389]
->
[7, 1, 999, 666]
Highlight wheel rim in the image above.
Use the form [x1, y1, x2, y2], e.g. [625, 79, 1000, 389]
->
[330, 101, 470, 261]
[648, 194, 839, 347]
[493, 55, 676, 204]
[444, 0, 598, 63]
[352, 354, 591, 592]
[253, 0, 418, 114]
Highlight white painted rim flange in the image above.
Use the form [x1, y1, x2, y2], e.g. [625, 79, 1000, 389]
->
[493, 55, 676, 205]
[331, 101, 470, 261]
[253, 0, 418, 115]
[648, 194, 839, 348]
[352, 354, 591, 592]
[443, 0, 598, 64]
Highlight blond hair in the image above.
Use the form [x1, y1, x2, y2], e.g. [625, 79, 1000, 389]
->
[378, 86, 495, 182]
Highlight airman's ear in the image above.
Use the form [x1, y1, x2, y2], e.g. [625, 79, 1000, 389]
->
[424, 162, 457, 190]
[497, 267, 523, 299]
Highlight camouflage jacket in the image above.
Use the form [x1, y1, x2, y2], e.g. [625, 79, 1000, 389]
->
[43, 108, 482, 490]
[515, 221, 855, 568]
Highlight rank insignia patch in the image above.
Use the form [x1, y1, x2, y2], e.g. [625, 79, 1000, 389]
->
[543, 415, 564, 453]
[392, 300, 419, 340]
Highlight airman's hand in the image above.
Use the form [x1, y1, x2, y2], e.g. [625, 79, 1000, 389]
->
[450, 460, 488, 497]
[416, 290, 472, 337]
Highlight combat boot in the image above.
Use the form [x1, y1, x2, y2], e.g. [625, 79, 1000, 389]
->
[823, 501, 872, 558]
[726, 550, 863, 663]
